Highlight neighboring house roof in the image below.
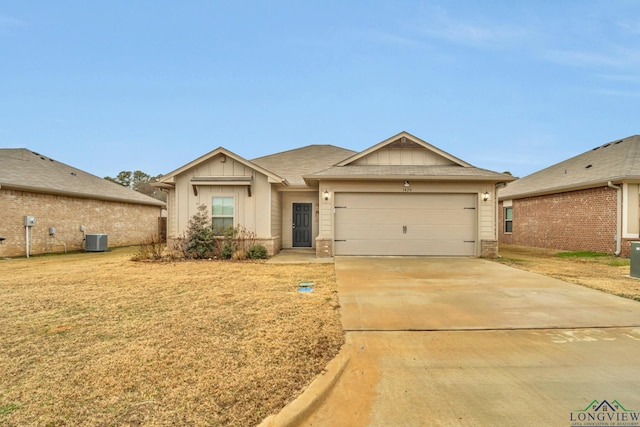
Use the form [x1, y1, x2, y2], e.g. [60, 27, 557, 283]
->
[0, 148, 165, 206]
[499, 135, 640, 200]
[252, 145, 357, 186]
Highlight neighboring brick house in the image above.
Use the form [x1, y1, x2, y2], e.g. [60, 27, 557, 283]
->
[498, 135, 640, 257]
[0, 149, 165, 257]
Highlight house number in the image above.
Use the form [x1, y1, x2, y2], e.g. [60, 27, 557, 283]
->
[403, 187, 412, 192]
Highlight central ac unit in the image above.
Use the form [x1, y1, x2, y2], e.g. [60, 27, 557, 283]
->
[85, 234, 108, 252]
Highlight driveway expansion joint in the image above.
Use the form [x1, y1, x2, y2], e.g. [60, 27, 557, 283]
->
[344, 324, 640, 333]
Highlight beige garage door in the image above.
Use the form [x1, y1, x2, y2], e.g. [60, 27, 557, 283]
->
[334, 193, 477, 256]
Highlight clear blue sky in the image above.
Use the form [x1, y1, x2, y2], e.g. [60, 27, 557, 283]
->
[2, 1, 639, 179]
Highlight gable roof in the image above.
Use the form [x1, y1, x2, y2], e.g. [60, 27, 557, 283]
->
[155, 132, 512, 189]
[0, 149, 165, 206]
[305, 131, 513, 183]
[499, 135, 640, 200]
[252, 145, 357, 186]
[336, 131, 472, 167]
[155, 147, 287, 186]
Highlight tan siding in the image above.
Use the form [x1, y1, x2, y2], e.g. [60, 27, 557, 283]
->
[271, 187, 282, 251]
[252, 173, 271, 237]
[624, 183, 639, 237]
[168, 188, 177, 237]
[171, 155, 272, 238]
[352, 147, 457, 166]
[479, 189, 496, 240]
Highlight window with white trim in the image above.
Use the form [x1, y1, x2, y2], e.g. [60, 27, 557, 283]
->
[212, 196, 234, 234]
[504, 207, 513, 233]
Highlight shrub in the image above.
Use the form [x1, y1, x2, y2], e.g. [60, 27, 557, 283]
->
[218, 226, 238, 260]
[132, 235, 166, 261]
[247, 244, 268, 260]
[176, 209, 260, 261]
[184, 205, 217, 259]
[231, 250, 248, 261]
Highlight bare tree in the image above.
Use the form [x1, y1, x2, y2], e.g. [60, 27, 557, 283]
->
[105, 170, 166, 202]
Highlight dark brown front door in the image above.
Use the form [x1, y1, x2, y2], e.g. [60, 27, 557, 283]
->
[293, 203, 312, 247]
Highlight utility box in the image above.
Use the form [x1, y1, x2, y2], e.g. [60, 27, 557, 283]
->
[24, 216, 36, 227]
[85, 234, 108, 252]
[631, 242, 640, 278]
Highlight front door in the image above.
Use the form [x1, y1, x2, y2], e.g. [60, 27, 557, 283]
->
[292, 203, 312, 247]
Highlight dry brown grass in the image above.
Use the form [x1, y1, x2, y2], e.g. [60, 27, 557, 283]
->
[0, 247, 344, 426]
[495, 244, 640, 301]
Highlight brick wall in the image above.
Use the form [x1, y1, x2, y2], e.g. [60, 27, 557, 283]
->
[480, 240, 498, 258]
[315, 237, 333, 258]
[0, 189, 163, 257]
[498, 186, 618, 254]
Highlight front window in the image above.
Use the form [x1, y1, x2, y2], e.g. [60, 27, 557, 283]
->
[504, 207, 513, 233]
[212, 196, 234, 234]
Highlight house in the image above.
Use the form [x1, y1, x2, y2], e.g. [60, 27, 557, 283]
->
[154, 131, 514, 257]
[0, 149, 165, 257]
[498, 135, 640, 257]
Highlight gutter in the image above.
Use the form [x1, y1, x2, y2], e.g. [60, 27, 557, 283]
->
[607, 181, 622, 256]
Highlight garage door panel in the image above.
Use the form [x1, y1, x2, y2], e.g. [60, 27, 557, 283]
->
[334, 193, 476, 256]
[336, 224, 473, 240]
[338, 208, 469, 224]
[335, 239, 476, 256]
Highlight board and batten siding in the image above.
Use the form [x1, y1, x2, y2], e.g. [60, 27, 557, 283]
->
[171, 155, 271, 239]
[352, 147, 457, 166]
[269, 186, 282, 252]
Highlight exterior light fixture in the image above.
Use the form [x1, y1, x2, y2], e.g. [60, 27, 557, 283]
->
[323, 190, 330, 201]
[483, 191, 490, 202]
[403, 181, 410, 187]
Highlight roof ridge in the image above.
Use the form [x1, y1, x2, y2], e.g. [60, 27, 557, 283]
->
[251, 144, 354, 161]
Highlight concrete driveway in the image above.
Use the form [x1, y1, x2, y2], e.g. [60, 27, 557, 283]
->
[337, 257, 640, 331]
[304, 257, 640, 427]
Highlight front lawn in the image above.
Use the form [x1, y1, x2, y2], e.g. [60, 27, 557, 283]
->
[0, 248, 344, 426]
[495, 244, 640, 301]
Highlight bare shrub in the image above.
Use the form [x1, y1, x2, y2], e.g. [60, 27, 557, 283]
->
[132, 235, 166, 261]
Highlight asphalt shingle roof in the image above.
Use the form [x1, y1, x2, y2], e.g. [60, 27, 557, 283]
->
[251, 145, 357, 186]
[0, 148, 165, 206]
[499, 135, 640, 199]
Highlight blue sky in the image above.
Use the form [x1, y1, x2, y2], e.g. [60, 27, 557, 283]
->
[1, 1, 639, 179]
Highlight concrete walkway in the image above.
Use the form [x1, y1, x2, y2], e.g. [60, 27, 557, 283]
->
[262, 257, 640, 426]
[266, 249, 333, 264]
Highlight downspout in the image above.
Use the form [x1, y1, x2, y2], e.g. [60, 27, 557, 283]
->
[608, 181, 622, 256]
